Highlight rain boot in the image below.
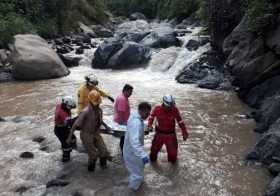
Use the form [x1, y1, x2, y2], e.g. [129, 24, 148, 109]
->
[88, 159, 96, 172]
[62, 150, 71, 162]
[99, 158, 107, 169]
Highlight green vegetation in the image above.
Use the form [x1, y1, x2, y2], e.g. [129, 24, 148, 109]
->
[246, 0, 269, 32]
[0, 0, 108, 47]
[105, 0, 203, 21]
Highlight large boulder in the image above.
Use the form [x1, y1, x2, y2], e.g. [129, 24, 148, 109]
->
[140, 25, 180, 48]
[253, 95, 280, 133]
[91, 37, 124, 68]
[232, 52, 280, 89]
[10, 34, 69, 80]
[106, 42, 151, 69]
[116, 20, 151, 43]
[176, 51, 225, 89]
[247, 118, 280, 164]
[244, 76, 280, 108]
[92, 40, 150, 69]
[116, 20, 150, 35]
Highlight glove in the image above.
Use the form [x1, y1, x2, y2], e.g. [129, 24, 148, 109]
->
[108, 96, 114, 103]
[183, 132, 189, 141]
[142, 156, 150, 165]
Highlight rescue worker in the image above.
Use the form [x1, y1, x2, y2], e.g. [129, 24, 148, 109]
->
[77, 74, 114, 114]
[123, 102, 152, 191]
[54, 96, 77, 162]
[67, 90, 111, 171]
[113, 84, 133, 154]
[148, 95, 189, 163]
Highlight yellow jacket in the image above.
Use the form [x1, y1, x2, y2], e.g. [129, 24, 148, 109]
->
[78, 84, 108, 114]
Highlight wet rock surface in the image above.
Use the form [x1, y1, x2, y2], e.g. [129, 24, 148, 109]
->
[20, 152, 34, 159]
[10, 34, 69, 80]
[176, 50, 228, 90]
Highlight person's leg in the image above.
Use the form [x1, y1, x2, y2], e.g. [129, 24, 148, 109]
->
[119, 136, 125, 156]
[165, 135, 178, 163]
[124, 155, 144, 191]
[150, 133, 164, 162]
[54, 127, 72, 162]
[94, 134, 110, 169]
[80, 133, 98, 171]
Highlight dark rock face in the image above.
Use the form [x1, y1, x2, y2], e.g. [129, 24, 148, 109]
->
[176, 50, 226, 90]
[129, 12, 147, 21]
[253, 95, 280, 133]
[208, 0, 244, 53]
[265, 175, 280, 196]
[269, 163, 280, 177]
[140, 26, 181, 48]
[244, 76, 280, 108]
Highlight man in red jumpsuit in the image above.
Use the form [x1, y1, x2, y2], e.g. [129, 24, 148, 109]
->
[148, 95, 189, 163]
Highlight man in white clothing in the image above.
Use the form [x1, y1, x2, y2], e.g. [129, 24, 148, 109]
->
[123, 102, 151, 191]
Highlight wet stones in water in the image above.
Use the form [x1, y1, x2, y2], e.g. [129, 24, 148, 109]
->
[46, 179, 70, 188]
[15, 186, 29, 194]
[0, 117, 5, 122]
[269, 163, 280, 177]
[72, 191, 83, 196]
[32, 136, 45, 143]
[39, 146, 49, 152]
[20, 152, 34, 159]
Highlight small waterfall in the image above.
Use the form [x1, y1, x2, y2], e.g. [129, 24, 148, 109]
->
[167, 27, 210, 76]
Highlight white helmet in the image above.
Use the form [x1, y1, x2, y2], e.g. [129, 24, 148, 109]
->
[85, 74, 98, 86]
[62, 96, 76, 110]
[162, 95, 175, 107]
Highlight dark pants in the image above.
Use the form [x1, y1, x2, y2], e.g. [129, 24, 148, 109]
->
[54, 126, 77, 160]
[119, 136, 125, 155]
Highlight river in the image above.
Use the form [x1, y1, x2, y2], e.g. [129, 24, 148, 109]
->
[0, 28, 270, 196]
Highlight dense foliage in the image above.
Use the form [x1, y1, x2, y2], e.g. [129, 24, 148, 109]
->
[246, 0, 269, 32]
[0, 0, 108, 47]
[105, 0, 204, 21]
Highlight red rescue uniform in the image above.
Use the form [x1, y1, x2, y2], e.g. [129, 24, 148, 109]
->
[148, 105, 188, 163]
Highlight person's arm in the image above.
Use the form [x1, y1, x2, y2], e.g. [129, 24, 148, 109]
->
[174, 107, 188, 140]
[67, 112, 85, 143]
[77, 88, 85, 113]
[147, 107, 156, 131]
[127, 119, 148, 160]
[95, 86, 114, 103]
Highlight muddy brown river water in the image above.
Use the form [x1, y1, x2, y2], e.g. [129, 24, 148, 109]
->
[0, 65, 270, 196]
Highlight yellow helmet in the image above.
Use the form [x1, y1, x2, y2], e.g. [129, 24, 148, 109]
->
[88, 90, 102, 106]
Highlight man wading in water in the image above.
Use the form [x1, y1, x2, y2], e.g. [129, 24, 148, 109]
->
[67, 90, 111, 171]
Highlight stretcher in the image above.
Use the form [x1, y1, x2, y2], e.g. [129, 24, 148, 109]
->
[100, 117, 127, 138]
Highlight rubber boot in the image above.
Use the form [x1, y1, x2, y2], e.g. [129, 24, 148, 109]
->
[99, 158, 107, 169]
[62, 150, 71, 163]
[88, 159, 96, 172]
